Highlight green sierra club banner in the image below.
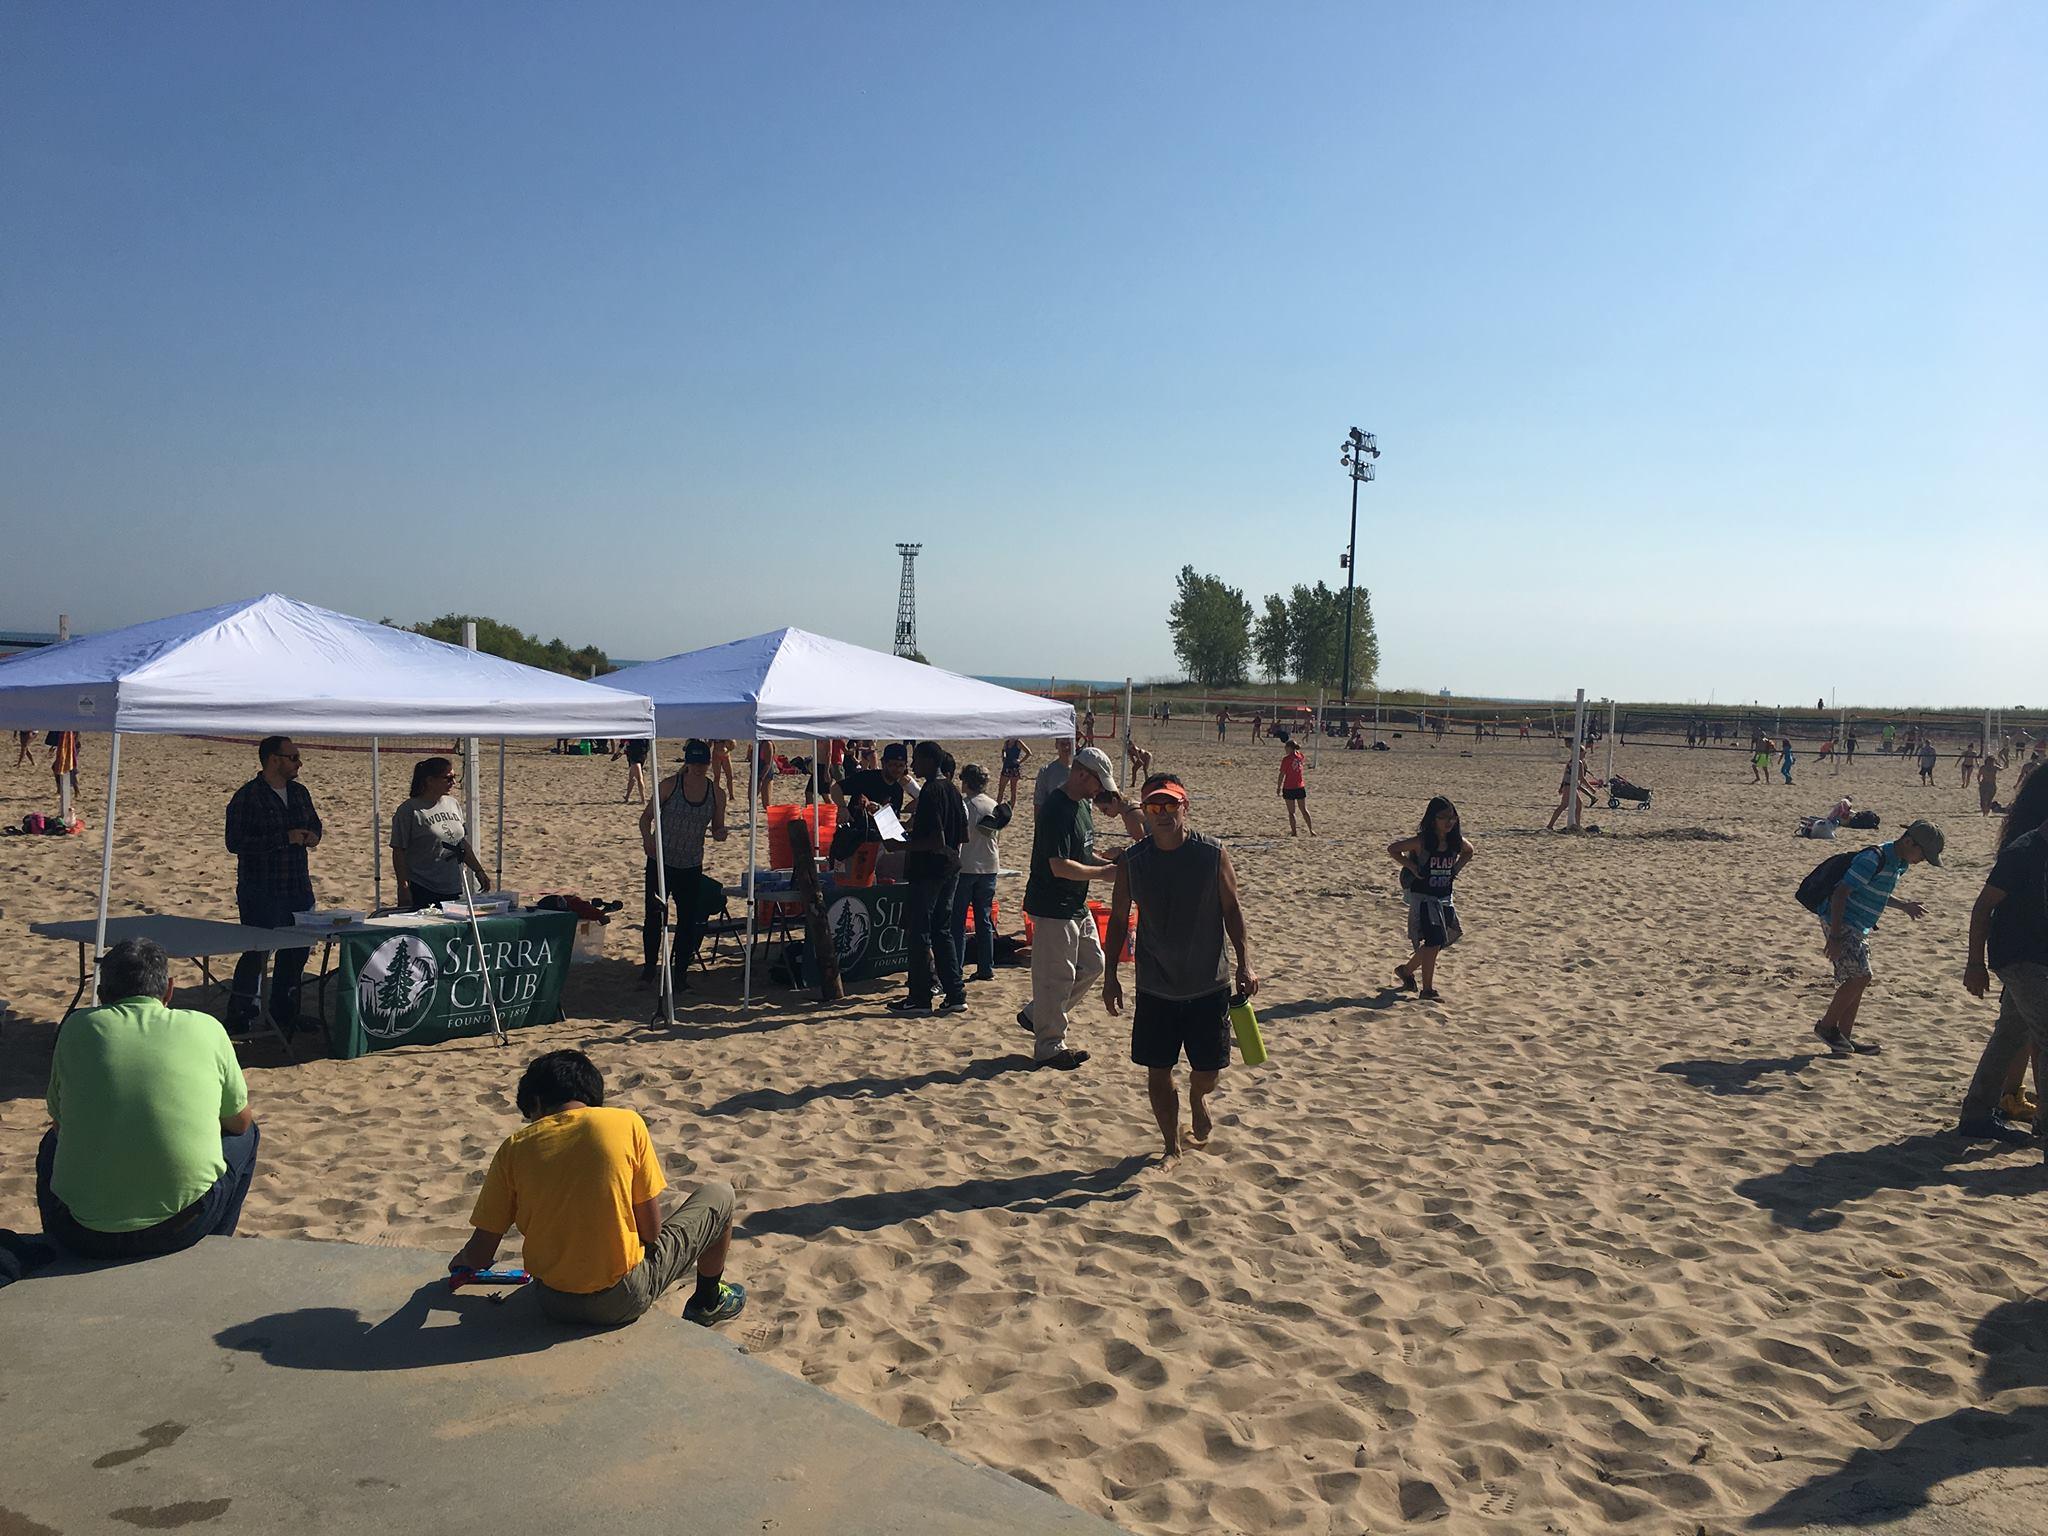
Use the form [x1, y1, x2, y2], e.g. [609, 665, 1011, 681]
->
[331, 910, 578, 1059]
[816, 883, 912, 983]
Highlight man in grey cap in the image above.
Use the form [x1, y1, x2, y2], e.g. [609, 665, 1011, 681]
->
[1019, 745, 1123, 1070]
[1809, 818, 1943, 1057]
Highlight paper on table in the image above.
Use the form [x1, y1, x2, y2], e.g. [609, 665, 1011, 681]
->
[873, 805, 906, 842]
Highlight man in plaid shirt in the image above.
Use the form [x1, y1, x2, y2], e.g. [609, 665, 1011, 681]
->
[224, 735, 323, 1033]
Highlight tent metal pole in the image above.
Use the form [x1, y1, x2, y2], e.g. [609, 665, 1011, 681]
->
[742, 732, 761, 1006]
[91, 732, 122, 985]
[462, 622, 481, 855]
[649, 732, 673, 1026]
[494, 737, 507, 891]
[370, 737, 382, 910]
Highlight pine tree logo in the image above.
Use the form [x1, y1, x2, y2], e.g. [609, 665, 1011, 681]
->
[357, 935, 440, 1039]
[826, 896, 870, 968]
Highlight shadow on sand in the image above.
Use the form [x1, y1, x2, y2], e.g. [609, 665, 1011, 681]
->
[1733, 1131, 2048, 1232]
[1752, 1296, 2048, 1527]
[700, 1054, 1038, 1116]
[1257, 989, 1406, 1023]
[1656, 1053, 1819, 1096]
[741, 1155, 1152, 1240]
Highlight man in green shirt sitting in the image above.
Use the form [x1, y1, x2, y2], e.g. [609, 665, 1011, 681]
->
[36, 937, 260, 1260]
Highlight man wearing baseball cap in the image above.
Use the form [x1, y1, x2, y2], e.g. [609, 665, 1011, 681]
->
[1020, 745, 1124, 1069]
[1102, 773, 1257, 1162]
[1812, 818, 1944, 1056]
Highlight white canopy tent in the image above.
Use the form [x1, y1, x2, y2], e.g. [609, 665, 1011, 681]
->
[0, 594, 672, 1023]
[601, 628, 1074, 1004]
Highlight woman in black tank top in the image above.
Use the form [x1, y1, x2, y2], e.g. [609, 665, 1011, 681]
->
[1387, 796, 1477, 1001]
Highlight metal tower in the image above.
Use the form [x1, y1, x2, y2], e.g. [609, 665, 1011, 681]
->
[893, 543, 922, 658]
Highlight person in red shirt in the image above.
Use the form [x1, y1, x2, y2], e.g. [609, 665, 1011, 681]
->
[1277, 739, 1311, 835]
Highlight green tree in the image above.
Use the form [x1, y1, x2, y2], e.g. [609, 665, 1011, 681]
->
[376, 946, 417, 1015]
[403, 615, 614, 677]
[1253, 594, 1292, 683]
[1344, 586, 1380, 694]
[1284, 582, 1379, 694]
[1166, 566, 1253, 688]
[1286, 582, 1341, 688]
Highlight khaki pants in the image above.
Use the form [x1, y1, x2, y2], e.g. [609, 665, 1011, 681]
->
[1029, 914, 1103, 1061]
[1960, 964, 2048, 1140]
[536, 1180, 734, 1327]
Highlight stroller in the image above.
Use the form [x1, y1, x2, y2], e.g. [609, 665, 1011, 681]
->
[1606, 774, 1653, 811]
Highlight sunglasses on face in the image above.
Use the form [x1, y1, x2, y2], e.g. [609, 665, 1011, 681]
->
[278, 753, 302, 763]
[1143, 799, 1182, 814]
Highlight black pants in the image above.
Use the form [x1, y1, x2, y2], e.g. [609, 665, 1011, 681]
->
[37, 1124, 261, 1259]
[905, 871, 962, 1003]
[229, 890, 310, 1026]
[645, 861, 706, 971]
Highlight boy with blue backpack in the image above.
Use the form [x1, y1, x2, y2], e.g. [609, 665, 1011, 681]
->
[1798, 819, 1944, 1056]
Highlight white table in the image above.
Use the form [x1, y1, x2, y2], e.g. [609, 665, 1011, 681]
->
[30, 915, 320, 1057]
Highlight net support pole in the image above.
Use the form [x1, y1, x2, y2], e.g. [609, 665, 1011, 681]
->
[1373, 690, 1380, 746]
[1605, 699, 1616, 782]
[1313, 686, 1324, 768]
[1567, 689, 1587, 831]
[1124, 677, 1133, 773]
[370, 738, 382, 909]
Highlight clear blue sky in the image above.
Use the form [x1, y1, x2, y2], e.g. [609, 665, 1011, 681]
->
[3, 2, 2041, 705]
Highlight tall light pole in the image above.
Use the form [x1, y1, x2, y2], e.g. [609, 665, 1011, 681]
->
[1338, 427, 1380, 706]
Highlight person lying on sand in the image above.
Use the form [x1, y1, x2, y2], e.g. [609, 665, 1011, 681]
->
[1102, 774, 1257, 1164]
[450, 1049, 745, 1328]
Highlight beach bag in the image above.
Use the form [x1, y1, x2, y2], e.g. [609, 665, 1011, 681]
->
[570, 920, 606, 964]
[21, 814, 46, 835]
[1847, 810, 1880, 829]
[1795, 845, 1880, 914]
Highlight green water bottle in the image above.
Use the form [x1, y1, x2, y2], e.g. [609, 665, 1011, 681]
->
[1229, 992, 1268, 1066]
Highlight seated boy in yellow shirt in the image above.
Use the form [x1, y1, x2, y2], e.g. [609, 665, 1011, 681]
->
[450, 1049, 744, 1327]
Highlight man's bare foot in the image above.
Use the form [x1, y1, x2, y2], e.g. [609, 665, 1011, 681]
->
[1189, 1107, 1212, 1145]
[1159, 1142, 1181, 1170]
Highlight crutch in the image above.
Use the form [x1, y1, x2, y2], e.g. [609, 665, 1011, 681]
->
[457, 866, 507, 1047]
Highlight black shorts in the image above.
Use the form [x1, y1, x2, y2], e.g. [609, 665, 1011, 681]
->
[1282, 786, 1307, 802]
[1131, 988, 1231, 1072]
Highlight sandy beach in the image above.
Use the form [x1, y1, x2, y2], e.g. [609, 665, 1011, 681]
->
[2, 725, 2039, 1534]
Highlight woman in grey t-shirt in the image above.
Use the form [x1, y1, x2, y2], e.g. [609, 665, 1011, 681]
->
[391, 757, 493, 909]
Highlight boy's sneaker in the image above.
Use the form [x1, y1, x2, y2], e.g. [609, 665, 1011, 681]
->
[938, 994, 968, 1014]
[683, 1280, 747, 1326]
[886, 997, 935, 1016]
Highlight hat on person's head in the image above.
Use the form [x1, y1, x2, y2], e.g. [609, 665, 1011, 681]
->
[882, 743, 908, 763]
[1070, 745, 1118, 797]
[682, 739, 711, 765]
[1140, 780, 1188, 807]
[1901, 819, 1944, 866]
